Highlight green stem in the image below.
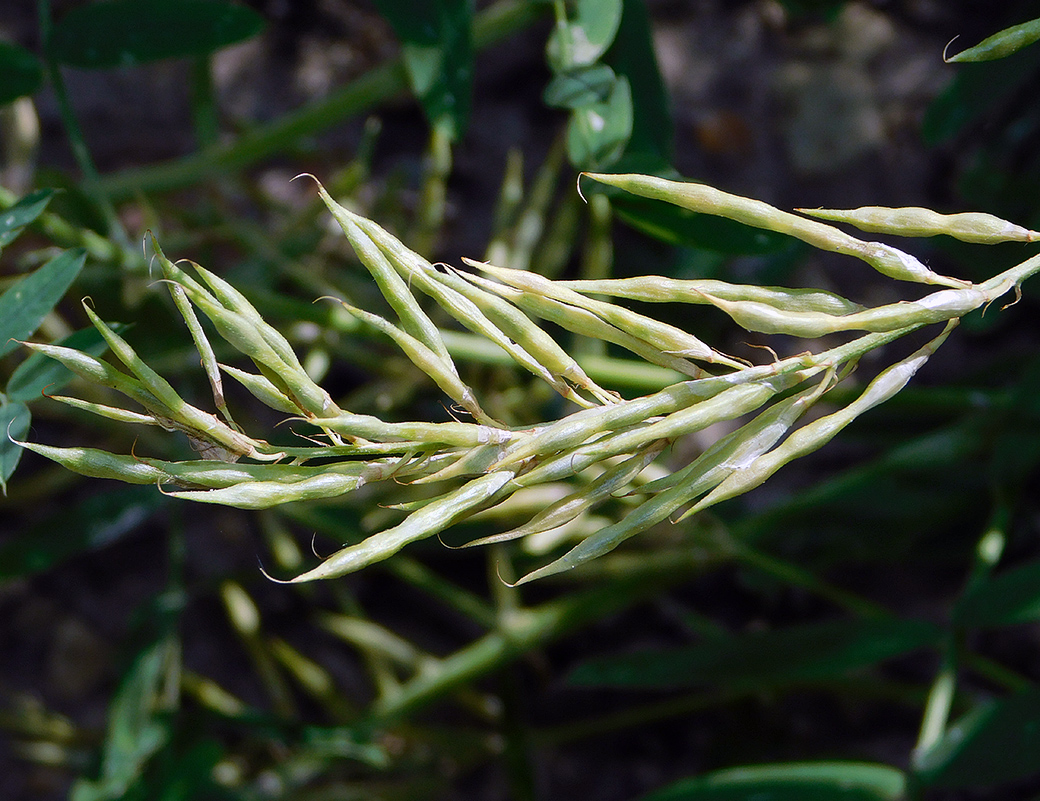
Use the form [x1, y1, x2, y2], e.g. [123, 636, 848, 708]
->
[95, 0, 546, 201]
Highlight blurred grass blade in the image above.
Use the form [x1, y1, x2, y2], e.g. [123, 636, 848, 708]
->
[50, 0, 265, 68]
[913, 686, 1040, 789]
[0, 188, 55, 247]
[0, 400, 31, 494]
[7, 324, 122, 403]
[568, 618, 940, 689]
[640, 761, 907, 801]
[372, 0, 473, 138]
[0, 247, 85, 358]
[0, 40, 42, 105]
[955, 558, 1040, 627]
[945, 17, 1040, 63]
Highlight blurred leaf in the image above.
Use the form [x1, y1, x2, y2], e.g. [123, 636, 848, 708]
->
[71, 637, 176, 801]
[612, 194, 793, 254]
[0, 400, 31, 494]
[0, 40, 42, 105]
[914, 686, 1040, 789]
[566, 74, 632, 169]
[544, 63, 617, 109]
[639, 762, 907, 801]
[7, 324, 123, 403]
[373, 0, 472, 139]
[0, 188, 57, 248]
[547, 0, 623, 70]
[0, 485, 165, 581]
[568, 618, 940, 689]
[0, 247, 86, 359]
[946, 17, 1040, 63]
[956, 558, 1040, 627]
[922, 44, 1040, 145]
[606, 0, 673, 172]
[50, 0, 266, 69]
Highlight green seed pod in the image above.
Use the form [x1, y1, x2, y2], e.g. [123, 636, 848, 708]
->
[170, 472, 366, 509]
[314, 181, 457, 373]
[798, 206, 1039, 244]
[17, 441, 167, 484]
[49, 395, 160, 426]
[168, 282, 233, 425]
[284, 469, 518, 582]
[334, 300, 497, 426]
[558, 276, 865, 316]
[220, 364, 303, 415]
[319, 411, 513, 448]
[469, 260, 744, 368]
[583, 173, 965, 287]
[945, 18, 1040, 63]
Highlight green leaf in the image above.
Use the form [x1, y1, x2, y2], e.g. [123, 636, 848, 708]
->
[0, 40, 43, 105]
[547, 0, 624, 70]
[544, 63, 617, 109]
[566, 74, 632, 169]
[49, 0, 266, 69]
[0, 248, 86, 359]
[7, 324, 124, 403]
[640, 762, 906, 801]
[605, 0, 673, 172]
[568, 618, 941, 689]
[956, 558, 1040, 627]
[946, 17, 1040, 63]
[914, 686, 1040, 789]
[71, 637, 175, 801]
[0, 400, 31, 494]
[0, 188, 57, 248]
[0, 485, 165, 582]
[612, 194, 794, 254]
[922, 43, 1040, 145]
[372, 0, 473, 139]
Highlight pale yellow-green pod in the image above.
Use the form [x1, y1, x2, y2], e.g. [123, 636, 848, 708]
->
[283, 469, 517, 582]
[681, 322, 955, 520]
[583, 173, 965, 287]
[798, 206, 1039, 244]
[335, 300, 497, 426]
[49, 396, 160, 427]
[459, 271, 706, 378]
[170, 472, 366, 509]
[220, 364, 303, 415]
[468, 260, 744, 368]
[16, 441, 168, 484]
[558, 276, 865, 316]
[318, 411, 513, 448]
[409, 442, 512, 484]
[945, 17, 1040, 63]
[168, 282, 232, 425]
[314, 182, 457, 374]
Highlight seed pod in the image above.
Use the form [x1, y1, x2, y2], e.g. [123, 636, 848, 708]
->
[319, 411, 513, 448]
[170, 472, 366, 509]
[798, 206, 1039, 244]
[220, 364, 303, 415]
[559, 276, 864, 316]
[468, 260, 744, 368]
[168, 282, 233, 425]
[17, 441, 168, 484]
[334, 300, 498, 426]
[459, 270, 706, 378]
[945, 18, 1040, 63]
[583, 173, 966, 287]
[48, 395, 160, 426]
[284, 469, 517, 582]
[313, 181, 457, 373]
[680, 322, 956, 521]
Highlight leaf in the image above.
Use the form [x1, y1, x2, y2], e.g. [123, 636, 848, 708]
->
[71, 637, 175, 801]
[544, 63, 617, 109]
[49, 0, 266, 69]
[612, 194, 794, 254]
[566, 74, 632, 169]
[955, 558, 1040, 627]
[568, 618, 941, 689]
[946, 17, 1040, 63]
[7, 324, 123, 403]
[640, 762, 906, 801]
[605, 0, 673, 172]
[0, 188, 57, 248]
[914, 686, 1040, 789]
[372, 0, 473, 139]
[0, 400, 31, 494]
[0, 485, 165, 581]
[0, 248, 86, 359]
[0, 40, 43, 105]
[547, 0, 624, 70]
